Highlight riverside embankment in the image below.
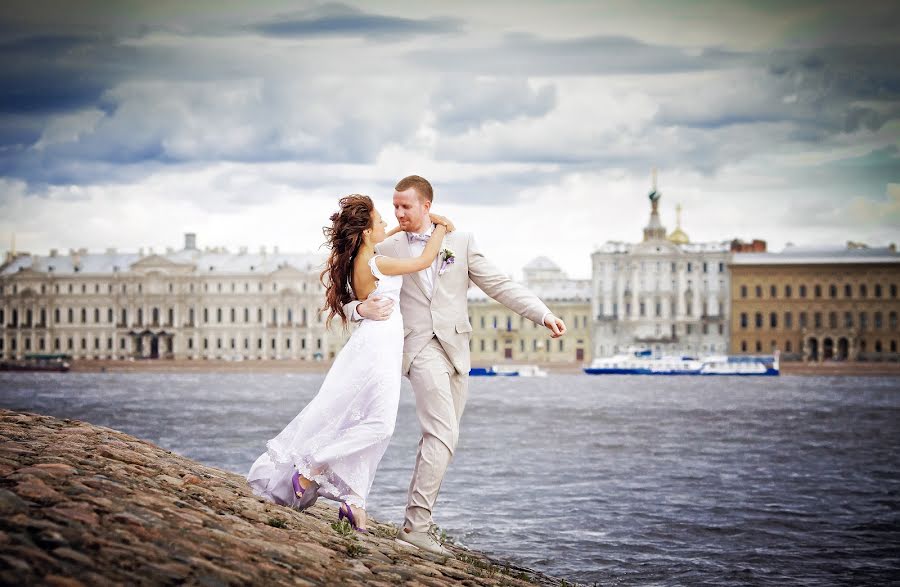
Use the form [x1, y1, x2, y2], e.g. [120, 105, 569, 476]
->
[0, 409, 565, 586]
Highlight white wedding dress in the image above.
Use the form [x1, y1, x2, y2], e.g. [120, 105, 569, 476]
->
[247, 255, 403, 509]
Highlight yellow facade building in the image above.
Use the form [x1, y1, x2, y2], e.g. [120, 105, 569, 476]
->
[467, 257, 592, 366]
[729, 244, 900, 361]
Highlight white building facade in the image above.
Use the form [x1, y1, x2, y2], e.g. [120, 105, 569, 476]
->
[0, 234, 348, 361]
[591, 180, 731, 358]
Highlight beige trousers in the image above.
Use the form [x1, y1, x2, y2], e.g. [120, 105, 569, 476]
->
[404, 337, 469, 532]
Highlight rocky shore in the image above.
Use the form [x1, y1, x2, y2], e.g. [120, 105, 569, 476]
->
[0, 409, 566, 586]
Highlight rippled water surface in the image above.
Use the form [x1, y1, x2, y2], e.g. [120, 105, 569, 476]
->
[2, 372, 899, 585]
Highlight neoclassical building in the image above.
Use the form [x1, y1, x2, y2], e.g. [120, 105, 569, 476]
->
[590, 176, 731, 358]
[0, 234, 348, 361]
[730, 243, 900, 361]
[467, 257, 592, 365]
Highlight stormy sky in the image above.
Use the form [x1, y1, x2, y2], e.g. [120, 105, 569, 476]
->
[1, 0, 898, 278]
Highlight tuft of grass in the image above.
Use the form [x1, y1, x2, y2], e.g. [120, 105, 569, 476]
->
[266, 518, 287, 529]
[331, 519, 353, 537]
[346, 541, 368, 558]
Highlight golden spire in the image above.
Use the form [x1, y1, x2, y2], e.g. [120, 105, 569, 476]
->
[668, 203, 690, 245]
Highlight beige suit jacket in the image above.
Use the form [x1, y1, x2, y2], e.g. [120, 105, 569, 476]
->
[345, 231, 552, 376]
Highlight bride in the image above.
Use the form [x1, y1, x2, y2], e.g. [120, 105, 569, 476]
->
[247, 194, 453, 532]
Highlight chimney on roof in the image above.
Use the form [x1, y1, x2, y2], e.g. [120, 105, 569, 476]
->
[184, 233, 197, 250]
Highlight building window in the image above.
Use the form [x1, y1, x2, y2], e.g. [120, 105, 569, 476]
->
[258, 308, 263, 323]
[755, 285, 762, 298]
[492, 340, 498, 351]
[829, 284, 837, 298]
[288, 309, 294, 324]
[891, 340, 897, 353]
[718, 262, 724, 272]
[891, 284, 897, 298]
[786, 340, 792, 353]
[845, 284, 852, 297]
[204, 308, 209, 323]
[203, 338, 209, 350]
[54, 308, 60, 323]
[740, 313, 748, 329]
[799, 285, 807, 298]
[121, 309, 127, 325]
[559, 339, 564, 351]
[94, 308, 100, 323]
[217, 338, 222, 349]
[860, 284, 867, 298]
[492, 316, 497, 329]
[770, 312, 778, 328]
[741, 341, 747, 352]
[231, 338, 236, 349]
[844, 312, 853, 328]
[257, 338, 263, 350]
[781, 285, 790, 298]
[814, 312, 822, 328]
[860, 312, 868, 329]
[703, 262, 708, 273]
[785, 312, 793, 328]
[829, 312, 837, 329]
[687, 262, 692, 273]
[875, 312, 883, 329]
[480, 339, 485, 352]
[890, 312, 897, 330]
[740, 285, 747, 298]
[875, 340, 883, 353]
[875, 284, 882, 298]
[814, 285, 822, 298]
[108, 308, 113, 323]
[217, 308, 222, 323]
[639, 303, 645, 316]
[770, 285, 777, 298]
[81, 308, 87, 323]
[230, 308, 236, 323]
[755, 312, 763, 328]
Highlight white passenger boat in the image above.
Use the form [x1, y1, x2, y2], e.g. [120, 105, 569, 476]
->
[469, 364, 549, 377]
[583, 349, 779, 376]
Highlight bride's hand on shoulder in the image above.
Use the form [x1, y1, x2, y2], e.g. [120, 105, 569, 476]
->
[429, 212, 455, 232]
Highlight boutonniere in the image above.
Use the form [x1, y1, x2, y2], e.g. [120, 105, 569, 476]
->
[439, 248, 455, 275]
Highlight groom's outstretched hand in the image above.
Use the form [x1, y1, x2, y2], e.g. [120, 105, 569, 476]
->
[358, 295, 393, 321]
[544, 314, 566, 338]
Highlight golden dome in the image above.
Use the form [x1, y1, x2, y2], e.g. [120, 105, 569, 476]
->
[668, 227, 689, 245]
[667, 203, 690, 244]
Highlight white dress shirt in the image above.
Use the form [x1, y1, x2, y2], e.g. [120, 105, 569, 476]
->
[407, 223, 441, 297]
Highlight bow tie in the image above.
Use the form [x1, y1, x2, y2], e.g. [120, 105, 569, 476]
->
[407, 233, 431, 243]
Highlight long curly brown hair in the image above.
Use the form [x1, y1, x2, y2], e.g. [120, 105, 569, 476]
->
[320, 194, 374, 328]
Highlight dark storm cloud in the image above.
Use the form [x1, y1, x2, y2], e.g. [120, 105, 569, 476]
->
[250, 3, 461, 40]
[0, 33, 134, 114]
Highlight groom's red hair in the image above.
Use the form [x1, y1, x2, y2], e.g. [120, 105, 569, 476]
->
[395, 175, 433, 203]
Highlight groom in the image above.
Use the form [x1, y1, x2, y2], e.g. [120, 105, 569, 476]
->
[345, 175, 566, 555]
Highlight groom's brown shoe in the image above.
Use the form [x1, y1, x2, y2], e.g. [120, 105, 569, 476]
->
[395, 528, 451, 556]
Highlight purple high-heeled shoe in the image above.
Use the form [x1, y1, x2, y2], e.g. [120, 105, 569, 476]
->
[291, 470, 318, 511]
[338, 503, 368, 533]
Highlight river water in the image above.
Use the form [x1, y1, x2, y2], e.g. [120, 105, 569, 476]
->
[1, 372, 898, 585]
